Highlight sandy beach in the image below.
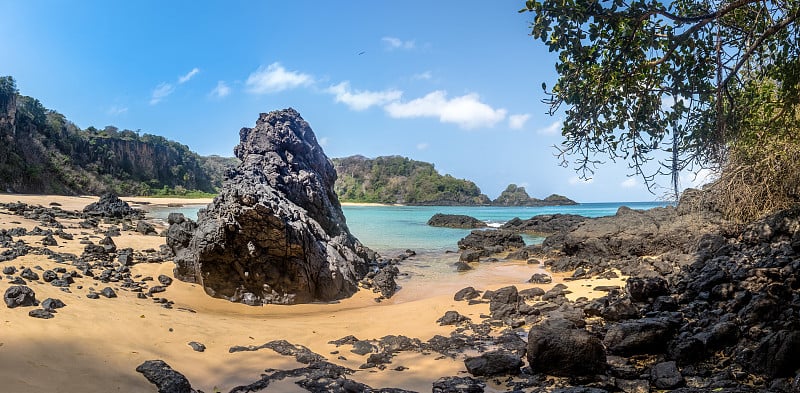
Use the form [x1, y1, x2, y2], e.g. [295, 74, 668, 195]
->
[0, 194, 624, 392]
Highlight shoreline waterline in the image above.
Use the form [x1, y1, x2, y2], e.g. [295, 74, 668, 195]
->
[0, 193, 636, 392]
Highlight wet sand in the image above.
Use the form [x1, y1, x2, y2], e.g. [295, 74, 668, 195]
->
[0, 194, 624, 392]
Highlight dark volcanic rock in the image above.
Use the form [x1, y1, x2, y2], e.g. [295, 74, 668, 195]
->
[489, 286, 520, 319]
[165, 214, 198, 281]
[650, 361, 684, 389]
[41, 297, 65, 311]
[437, 310, 470, 326]
[542, 203, 724, 273]
[457, 229, 524, 258]
[100, 287, 117, 298]
[136, 360, 196, 393]
[454, 286, 480, 301]
[626, 277, 669, 302]
[427, 213, 487, 229]
[464, 350, 523, 376]
[527, 319, 606, 377]
[746, 330, 800, 378]
[372, 265, 398, 298]
[459, 250, 481, 263]
[501, 213, 587, 234]
[528, 273, 552, 284]
[20, 267, 39, 281]
[432, 376, 486, 393]
[166, 109, 379, 305]
[188, 341, 206, 352]
[136, 221, 158, 235]
[42, 270, 57, 282]
[454, 261, 473, 271]
[158, 274, 173, 286]
[4, 285, 37, 308]
[603, 317, 676, 356]
[83, 193, 143, 219]
[41, 234, 58, 246]
[28, 309, 54, 319]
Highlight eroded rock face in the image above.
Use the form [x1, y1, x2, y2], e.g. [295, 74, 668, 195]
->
[169, 109, 375, 305]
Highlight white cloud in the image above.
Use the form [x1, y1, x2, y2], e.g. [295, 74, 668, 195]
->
[107, 105, 128, 116]
[384, 91, 507, 129]
[319, 137, 329, 147]
[509, 114, 531, 130]
[178, 67, 200, 84]
[568, 175, 594, 185]
[246, 62, 313, 94]
[621, 177, 638, 188]
[416, 142, 429, 150]
[537, 120, 563, 135]
[209, 81, 231, 98]
[150, 83, 175, 105]
[382, 36, 415, 50]
[412, 71, 433, 80]
[327, 81, 402, 111]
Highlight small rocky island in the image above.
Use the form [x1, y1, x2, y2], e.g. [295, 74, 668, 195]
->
[427, 213, 488, 229]
[492, 184, 577, 206]
[167, 108, 388, 305]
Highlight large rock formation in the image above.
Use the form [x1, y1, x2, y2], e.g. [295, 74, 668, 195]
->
[83, 193, 143, 219]
[168, 109, 378, 305]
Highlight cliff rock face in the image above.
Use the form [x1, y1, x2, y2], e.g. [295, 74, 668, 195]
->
[0, 76, 225, 196]
[171, 109, 375, 305]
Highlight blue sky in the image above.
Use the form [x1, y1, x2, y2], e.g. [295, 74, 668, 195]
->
[0, 1, 706, 202]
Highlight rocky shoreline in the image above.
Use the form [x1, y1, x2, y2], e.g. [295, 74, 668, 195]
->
[3, 187, 800, 391]
[3, 109, 798, 391]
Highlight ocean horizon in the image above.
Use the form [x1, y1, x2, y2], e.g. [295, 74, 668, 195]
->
[148, 201, 668, 254]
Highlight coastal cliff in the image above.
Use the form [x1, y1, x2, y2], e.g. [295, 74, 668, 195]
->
[0, 76, 231, 196]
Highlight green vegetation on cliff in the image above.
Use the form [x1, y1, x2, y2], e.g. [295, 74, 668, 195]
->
[332, 155, 492, 205]
[0, 76, 237, 196]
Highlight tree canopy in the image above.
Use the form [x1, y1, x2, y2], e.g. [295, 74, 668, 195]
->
[521, 0, 800, 198]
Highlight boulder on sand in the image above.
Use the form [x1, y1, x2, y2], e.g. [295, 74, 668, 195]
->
[527, 319, 607, 377]
[166, 109, 381, 305]
[83, 193, 143, 219]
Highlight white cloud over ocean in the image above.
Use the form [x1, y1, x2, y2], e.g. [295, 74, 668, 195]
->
[246, 63, 313, 94]
[384, 91, 507, 129]
[327, 81, 402, 111]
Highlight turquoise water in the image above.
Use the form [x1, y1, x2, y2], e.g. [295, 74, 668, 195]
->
[148, 202, 668, 254]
